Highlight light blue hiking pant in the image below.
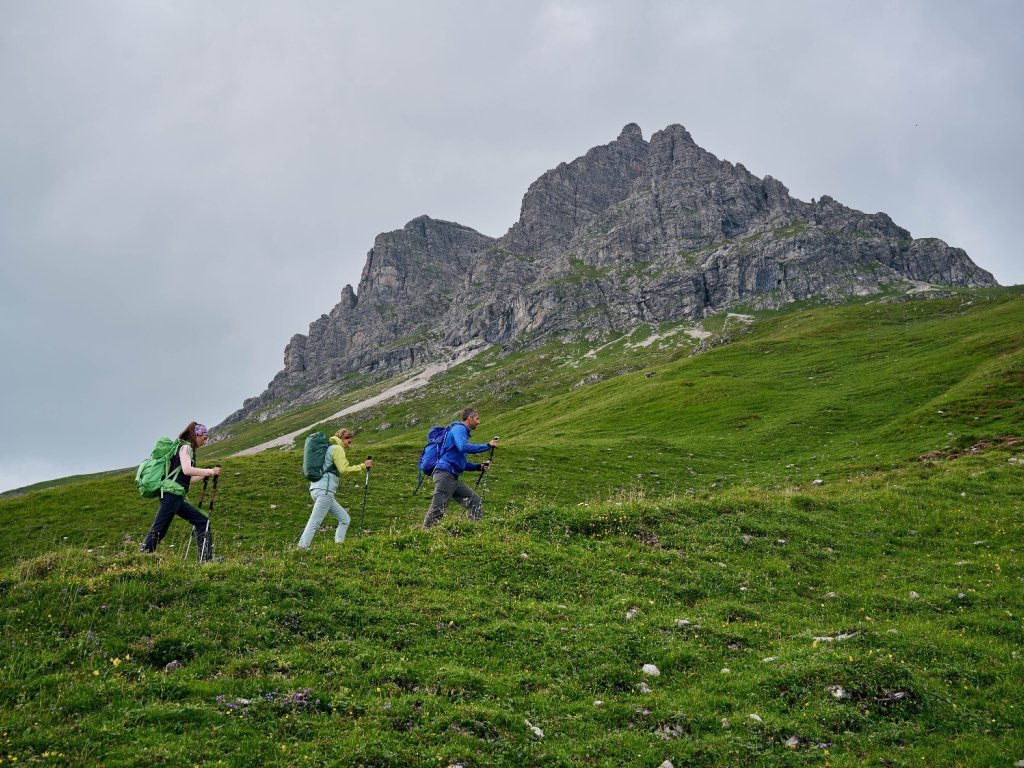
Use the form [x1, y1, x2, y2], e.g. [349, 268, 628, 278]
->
[298, 489, 351, 548]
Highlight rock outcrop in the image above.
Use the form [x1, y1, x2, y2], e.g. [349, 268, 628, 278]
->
[220, 122, 997, 425]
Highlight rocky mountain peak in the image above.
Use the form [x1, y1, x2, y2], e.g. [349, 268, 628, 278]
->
[617, 122, 645, 142]
[504, 124, 651, 259]
[219, 123, 998, 428]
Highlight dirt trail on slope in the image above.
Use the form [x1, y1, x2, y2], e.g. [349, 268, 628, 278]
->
[232, 345, 485, 457]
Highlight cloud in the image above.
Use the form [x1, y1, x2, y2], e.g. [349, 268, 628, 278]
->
[1, 0, 1022, 491]
[0, 460, 69, 496]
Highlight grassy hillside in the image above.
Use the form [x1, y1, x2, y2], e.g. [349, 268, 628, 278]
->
[1, 288, 1022, 766]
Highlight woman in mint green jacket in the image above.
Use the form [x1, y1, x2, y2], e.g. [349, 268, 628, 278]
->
[298, 428, 371, 548]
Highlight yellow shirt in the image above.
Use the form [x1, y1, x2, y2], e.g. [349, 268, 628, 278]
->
[329, 437, 366, 476]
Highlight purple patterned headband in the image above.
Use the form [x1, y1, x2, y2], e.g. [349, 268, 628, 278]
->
[194, 423, 208, 437]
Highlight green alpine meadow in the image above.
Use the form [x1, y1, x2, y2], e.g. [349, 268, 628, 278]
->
[1, 288, 1022, 767]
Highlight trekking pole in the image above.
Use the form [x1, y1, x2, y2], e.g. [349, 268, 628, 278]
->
[475, 437, 498, 490]
[359, 457, 372, 532]
[200, 469, 219, 562]
[209, 470, 219, 513]
[187, 475, 210, 560]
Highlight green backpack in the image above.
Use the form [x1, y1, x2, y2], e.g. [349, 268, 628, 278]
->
[302, 432, 339, 481]
[135, 438, 186, 498]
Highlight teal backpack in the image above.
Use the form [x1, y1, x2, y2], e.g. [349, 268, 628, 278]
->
[135, 438, 186, 498]
[302, 432, 340, 481]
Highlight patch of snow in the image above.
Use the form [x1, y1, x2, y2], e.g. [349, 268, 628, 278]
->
[625, 325, 690, 349]
[685, 326, 712, 341]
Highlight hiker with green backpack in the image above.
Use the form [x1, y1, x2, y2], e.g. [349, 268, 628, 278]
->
[138, 422, 221, 562]
[298, 428, 372, 548]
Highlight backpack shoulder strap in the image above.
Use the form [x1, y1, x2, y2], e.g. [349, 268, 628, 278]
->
[322, 443, 339, 475]
[169, 440, 188, 471]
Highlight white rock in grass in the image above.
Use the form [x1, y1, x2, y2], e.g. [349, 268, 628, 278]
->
[812, 479, 824, 486]
[813, 631, 859, 642]
[721, 718, 730, 728]
[637, 682, 653, 694]
[659, 762, 674, 768]
[721, 668, 731, 674]
[826, 685, 851, 699]
[785, 736, 800, 748]
[525, 720, 544, 739]
[593, 700, 603, 707]
[642, 664, 661, 676]
[748, 713, 763, 723]
[626, 606, 640, 620]
[909, 591, 920, 600]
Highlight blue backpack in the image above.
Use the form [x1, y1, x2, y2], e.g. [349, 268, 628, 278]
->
[413, 424, 452, 494]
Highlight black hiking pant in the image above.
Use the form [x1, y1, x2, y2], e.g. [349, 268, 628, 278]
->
[141, 492, 213, 562]
[423, 470, 482, 528]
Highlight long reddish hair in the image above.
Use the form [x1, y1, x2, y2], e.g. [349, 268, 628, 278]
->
[178, 422, 202, 451]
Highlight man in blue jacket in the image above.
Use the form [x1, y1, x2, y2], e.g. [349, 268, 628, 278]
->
[423, 408, 499, 528]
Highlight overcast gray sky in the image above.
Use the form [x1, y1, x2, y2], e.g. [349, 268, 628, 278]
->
[1, 0, 1021, 492]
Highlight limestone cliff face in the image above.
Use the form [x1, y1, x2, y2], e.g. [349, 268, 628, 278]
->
[221, 123, 997, 425]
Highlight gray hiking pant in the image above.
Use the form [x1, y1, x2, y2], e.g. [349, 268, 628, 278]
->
[423, 470, 482, 528]
[298, 489, 351, 547]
